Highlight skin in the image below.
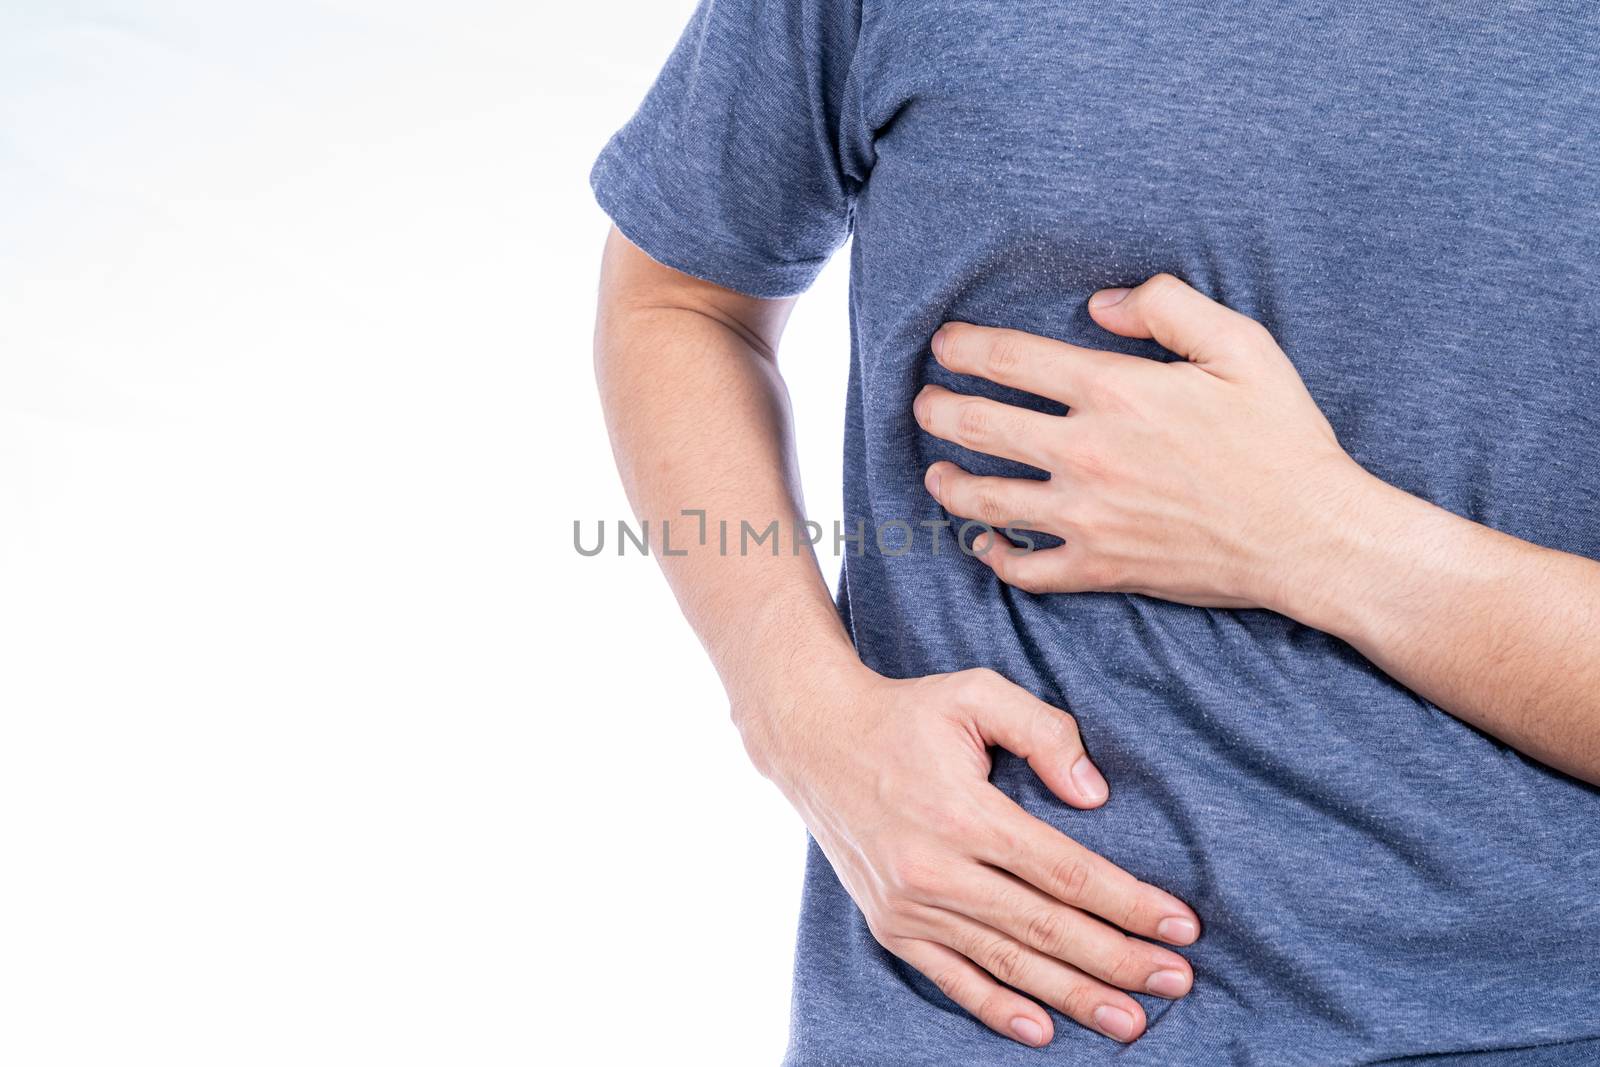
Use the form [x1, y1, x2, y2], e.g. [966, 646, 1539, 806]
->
[915, 273, 1600, 785]
[595, 230, 1600, 1048]
[595, 228, 1198, 1048]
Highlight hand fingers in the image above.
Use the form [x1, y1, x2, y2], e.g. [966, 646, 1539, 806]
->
[924, 462, 1054, 536]
[1086, 273, 1275, 374]
[931, 322, 1134, 407]
[936, 915, 1148, 1043]
[970, 532, 1084, 595]
[892, 937, 1054, 1048]
[983, 795, 1202, 947]
[948, 668, 1108, 808]
[957, 870, 1194, 999]
[913, 385, 1061, 470]
[969, 531, 1263, 607]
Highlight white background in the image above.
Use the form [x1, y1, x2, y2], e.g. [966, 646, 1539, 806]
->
[0, 3, 853, 1063]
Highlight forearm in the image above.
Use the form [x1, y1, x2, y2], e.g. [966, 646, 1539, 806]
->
[593, 229, 861, 754]
[1278, 467, 1600, 783]
[594, 246, 1215, 1046]
[901, 276, 1600, 784]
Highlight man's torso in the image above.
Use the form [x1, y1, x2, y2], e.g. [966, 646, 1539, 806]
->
[789, 3, 1600, 1063]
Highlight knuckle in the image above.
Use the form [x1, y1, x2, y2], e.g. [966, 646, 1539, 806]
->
[953, 667, 1001, 702]
[886, 855, 941, 900]
[1238, 318, 1277, 353]
[985, 334, 1024, 378]
[953, 806, 1004, 857]
[985, 940, 1028, 985]
[1022, 907, 1070, 953]
[933, 805, 981, 846]
[956, 401, 990, 446]
[919, 671, 959, 698]
[982, 809, 1023, 856]
[974, 488, 1013, 527]
[930, 966, 968, 1003]
[1044, 709, 1082, 751]
[1105, 946, 1148, 987]
[1118, 892, 1162, 935]
[974, 989, 1011, 1025]
[1048, 855, 1094, 903]
[882, 893, 923, 924]
[863, 916, 896, 950]
[1144, 272, 1184, 302]
[1055, 980, 1095, 1021]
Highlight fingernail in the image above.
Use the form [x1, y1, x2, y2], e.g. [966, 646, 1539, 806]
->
[1089, 287, 1130, 309]
[1092, 1005, 1138, 1042]
[913, 388, 930, 423]
[1146, 969, 1190, 998]
[925, 465, 942, 496]
[931, 327, 947, 359]
[1070, 756, 1109, 804]
[1009, 1016, 1044, 1046]
[1157, 916, 1199, 945]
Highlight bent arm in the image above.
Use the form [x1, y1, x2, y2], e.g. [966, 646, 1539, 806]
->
[1283, 472, 1600, 783]
[594, 231, 1211, 1048]
[593, 226, 859, 748]
[906, 274, 1600, 786]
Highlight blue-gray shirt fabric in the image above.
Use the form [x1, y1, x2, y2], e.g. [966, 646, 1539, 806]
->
[589, 2, 1600, 1063]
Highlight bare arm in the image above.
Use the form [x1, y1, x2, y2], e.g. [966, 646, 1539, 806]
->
[593, 227, 856, 722]
[1288, 469, 1600, 781]
[905, 273, 1600, 783]
[594, 228, 1205, 1048]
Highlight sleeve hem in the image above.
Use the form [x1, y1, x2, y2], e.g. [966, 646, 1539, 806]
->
[589, 142, 834, 301]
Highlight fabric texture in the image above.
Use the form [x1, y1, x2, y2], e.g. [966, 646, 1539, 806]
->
[591, 1, 1600, 1063]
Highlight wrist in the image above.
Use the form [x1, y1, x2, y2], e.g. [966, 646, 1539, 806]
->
[725, 624, 875, 781]
[1253, 458, 1411, 638]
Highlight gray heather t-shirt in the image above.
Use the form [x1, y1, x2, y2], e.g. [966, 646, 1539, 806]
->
[590, 2, 1600, 1063]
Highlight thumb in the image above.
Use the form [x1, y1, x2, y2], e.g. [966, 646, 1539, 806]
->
[1087, 273, 1274, 375]
[954, 669, 1109, 809]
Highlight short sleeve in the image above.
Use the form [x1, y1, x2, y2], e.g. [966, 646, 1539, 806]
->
[589, 0, 870, 299]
